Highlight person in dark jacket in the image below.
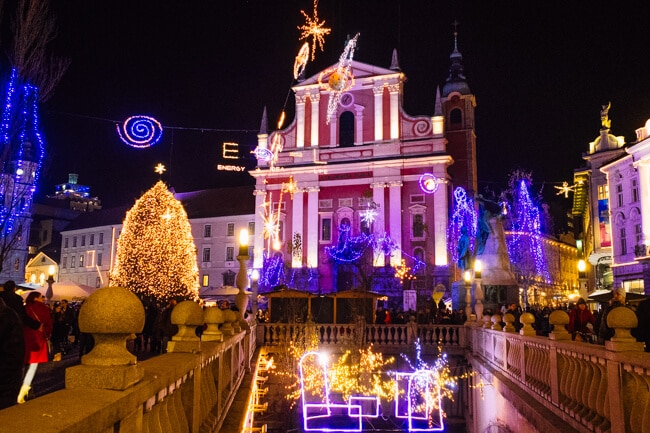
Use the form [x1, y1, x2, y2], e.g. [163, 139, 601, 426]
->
[0, 297, 24, 409]
[632, 297, 650, 352]
[0, 280, 40, 330]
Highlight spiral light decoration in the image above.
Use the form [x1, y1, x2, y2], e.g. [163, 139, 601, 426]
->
[117, 115, 163, 148]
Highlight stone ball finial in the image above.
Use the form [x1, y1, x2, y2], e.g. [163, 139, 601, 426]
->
[171, 300, 204, 327]
[77, 286, 144, 366]
[549, 310, 570, 340]
[608, 306, 638, 342]
[519, 312, 536, 336]
[171, 300, 204, 342]
[79, 286, 144, 335]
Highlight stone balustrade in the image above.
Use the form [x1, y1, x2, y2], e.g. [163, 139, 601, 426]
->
[467, 306, 649, 433]
[0, 286, 256, 433]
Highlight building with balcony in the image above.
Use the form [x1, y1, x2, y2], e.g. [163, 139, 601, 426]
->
[599, 118, 650, 293]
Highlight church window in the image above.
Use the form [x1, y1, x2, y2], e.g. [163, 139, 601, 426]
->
[339, 111, 354, 147]
[450, 108, 462, 124]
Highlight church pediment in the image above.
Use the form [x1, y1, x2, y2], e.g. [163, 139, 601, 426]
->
[295, 60, 402, 89]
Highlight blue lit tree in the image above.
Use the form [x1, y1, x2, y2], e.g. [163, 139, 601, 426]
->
[502, 171, 551, 306]
[0, 0, 67, 277]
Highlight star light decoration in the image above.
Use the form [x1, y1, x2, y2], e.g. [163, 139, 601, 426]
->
[154, 163, 166, 175]
[319, 33, 360, 124]
[298, 0, 331, 61]
[554, 181, 576, 198]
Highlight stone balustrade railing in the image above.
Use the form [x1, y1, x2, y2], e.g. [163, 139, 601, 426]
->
[258, 321, 465, 353]
[0, 287, 256, 433]
[468, 309, 650, 433]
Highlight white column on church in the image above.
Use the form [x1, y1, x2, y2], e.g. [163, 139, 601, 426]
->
[354, 104, 364, 145]
[388, 181, 403, 266]
[433, 179, 449, 266]
[388, 83, 400, 140]
[253, 189, 266, 269]
[292, 189, 304, 268]
[373, 86, 383, 142]
[296, 95, 306, 148]
[310, 93, 320, 147]
[306, 187, 320, 268]
[329, 111, 337, 147]
[635, 159, 650, 249]
[372, 182, 386, 267]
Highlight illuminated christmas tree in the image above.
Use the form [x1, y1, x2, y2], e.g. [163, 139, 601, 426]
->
[110, 181, 199, 302]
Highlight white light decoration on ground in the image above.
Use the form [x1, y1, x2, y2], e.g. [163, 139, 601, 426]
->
[418, 173, 439, 194]
[294, 42, 310, 79]
[318, 33, 360, 124]
[298, 343, 451, 432]
[297, 0, 331, 61]
[116, 115, 163, 148]
[554, 181, 576, 198]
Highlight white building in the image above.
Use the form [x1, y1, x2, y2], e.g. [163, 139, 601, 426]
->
[59, 186, 255, 291]
[600, 119, 650, 293]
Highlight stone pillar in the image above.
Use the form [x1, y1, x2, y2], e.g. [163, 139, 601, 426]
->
[66, 286, 145, 390]
[167, 300, 204, 353]
[373, 86, 383, 141]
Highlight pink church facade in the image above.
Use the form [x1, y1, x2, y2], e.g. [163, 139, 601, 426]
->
[250, 56, 474, 298]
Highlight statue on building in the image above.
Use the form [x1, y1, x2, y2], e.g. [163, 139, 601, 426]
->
[600, 101, 611, 130]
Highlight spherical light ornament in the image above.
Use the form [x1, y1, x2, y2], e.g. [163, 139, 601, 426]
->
[328, 71, 346, 91]
[117, 115, 163, 148]
[419, 173, 439, 194]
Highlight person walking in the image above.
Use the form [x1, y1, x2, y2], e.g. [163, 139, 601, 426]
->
[18, 292, 52, 403]
[597, 288, 625, 343]
[0, 297, 24, 409]
[632, 297, 650, 352]
[568, 298, 596, 341]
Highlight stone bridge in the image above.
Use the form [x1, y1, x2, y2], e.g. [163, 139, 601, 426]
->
[0, 286, 648, 433]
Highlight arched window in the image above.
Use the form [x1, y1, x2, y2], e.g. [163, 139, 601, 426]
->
[339, 111, 354, 147]
[449, 108, 462, 125]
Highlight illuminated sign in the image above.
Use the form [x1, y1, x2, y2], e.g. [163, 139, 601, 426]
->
[217, 164, 246, 172]
[223, 142, 240, 159]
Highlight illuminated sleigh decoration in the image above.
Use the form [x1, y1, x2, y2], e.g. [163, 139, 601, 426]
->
[299, 352, 444, 432]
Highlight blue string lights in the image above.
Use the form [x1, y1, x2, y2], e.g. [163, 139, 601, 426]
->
[0, 69, 45, 235]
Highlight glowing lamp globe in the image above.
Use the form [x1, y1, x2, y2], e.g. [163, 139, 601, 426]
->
[328, 71, 346, 91]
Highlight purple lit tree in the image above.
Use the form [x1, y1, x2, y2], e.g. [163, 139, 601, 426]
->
[502, 171, 551, 306]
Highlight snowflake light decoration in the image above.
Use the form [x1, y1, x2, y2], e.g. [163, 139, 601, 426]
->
[297, 0, 331, 61]
[360, 202, 378, 225]
[154, 163, 166, 175]
[554, 181, 576, 198]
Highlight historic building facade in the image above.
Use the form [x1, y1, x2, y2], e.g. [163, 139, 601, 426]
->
[599, 119, 650, 293]
[250, 42, 477, 298]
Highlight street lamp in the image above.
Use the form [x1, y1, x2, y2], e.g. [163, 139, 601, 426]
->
[45, 265, 55, 304]
[577, 259, 588, 300]
[235, 229, 250, 323]
[474, 260, 484, 323]
[464, 270, 472, 321]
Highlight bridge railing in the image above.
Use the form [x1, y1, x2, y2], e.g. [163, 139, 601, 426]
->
[257, 321, 466, 353]
[0, 288, 257, 433]
[467, 309, 650, 433]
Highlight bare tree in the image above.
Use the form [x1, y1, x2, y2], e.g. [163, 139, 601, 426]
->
[8, 0, 69, 101]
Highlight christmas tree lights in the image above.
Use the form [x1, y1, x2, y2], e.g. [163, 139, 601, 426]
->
[506, 178, 550, 284]
[109, 181, 199, 302]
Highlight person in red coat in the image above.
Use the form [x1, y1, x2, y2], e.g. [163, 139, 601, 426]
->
[18, 291, 52, 403]
[568, 298, 596, 342]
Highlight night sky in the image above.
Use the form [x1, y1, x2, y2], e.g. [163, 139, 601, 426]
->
[33, 1, 650, 210]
